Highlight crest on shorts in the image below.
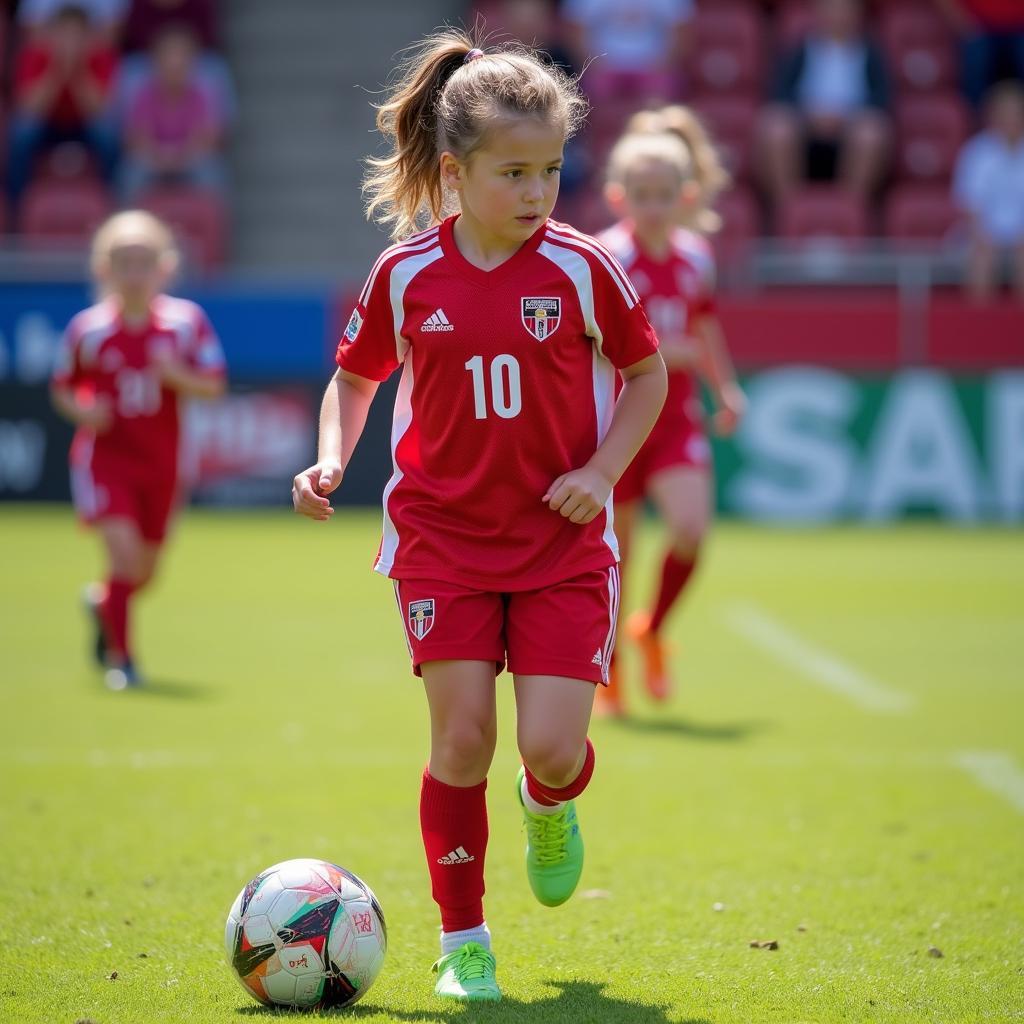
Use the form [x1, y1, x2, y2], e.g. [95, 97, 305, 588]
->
[343, 308, 363, 344]
[408, 598, 435, 640]
[521, 297, 560, 341]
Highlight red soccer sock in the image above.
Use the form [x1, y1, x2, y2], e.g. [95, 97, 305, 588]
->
[102, 578, 136, 661]
[420, 769, 488, 933]
[523, 737, 596, 807]
[648, 551, 698, 633]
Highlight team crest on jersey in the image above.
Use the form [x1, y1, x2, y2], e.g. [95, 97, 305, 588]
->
[408, 599, 435, 640]
[343, 308, 363, 343]
[521, 297, 560, 341]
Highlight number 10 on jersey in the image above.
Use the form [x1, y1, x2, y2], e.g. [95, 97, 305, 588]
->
[464, 355, 522, 420]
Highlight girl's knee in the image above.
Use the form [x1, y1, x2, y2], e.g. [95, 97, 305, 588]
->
[433, 719, 495, 781]
[518, 738, 583, 789]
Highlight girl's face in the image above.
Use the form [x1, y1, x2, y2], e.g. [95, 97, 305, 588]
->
[101, 241, 169, 306]
[618, 159, 690, 239]
[443, 115, 565, 246]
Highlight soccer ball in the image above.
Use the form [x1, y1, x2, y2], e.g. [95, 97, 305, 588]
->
[224, 858, 387, 1009]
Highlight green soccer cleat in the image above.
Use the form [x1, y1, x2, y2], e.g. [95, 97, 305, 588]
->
[515, 766, 584, 907]
[432, 942, 501, 1002]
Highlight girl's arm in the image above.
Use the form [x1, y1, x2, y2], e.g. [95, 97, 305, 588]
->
[546, 352, 667, 524]
[658, 336, 701, 370]
[292, 368, 379, 522]
[692, 314, 745, 436]
[154, 352, 226, 400]
[50, 384, 112, 432]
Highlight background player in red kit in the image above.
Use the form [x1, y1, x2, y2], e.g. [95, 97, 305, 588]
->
[51, 211, 227, 690]
[292, 30, 666, 1003]
[597, 109, 746, 716]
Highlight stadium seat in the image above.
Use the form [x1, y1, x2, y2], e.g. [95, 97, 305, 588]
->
[691, 2, 764, 96]
[883, 184, 962, 244]
[690, 94, 757, 181]
[880, 4, 956, 93]
[138, 186, 228, 272]
[895, 93, 971, 182]
[712, 183, 760, 263]
[33, 141, 101, 184]
[777, 186, 868, 243]
[18, 179, 113, 247]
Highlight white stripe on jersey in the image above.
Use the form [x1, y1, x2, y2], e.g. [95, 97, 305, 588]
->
[359, 227, 441, 307]
[537, 240, 602, 355]
[591, 343, 619, 563]
[597, 223, 638, 272]
[73, 302, 120, 368]
[545, 224, 640, 307]
[376, 354, 415, 577]
[392, 580, 413, 655]
[388, 247, 445, 364]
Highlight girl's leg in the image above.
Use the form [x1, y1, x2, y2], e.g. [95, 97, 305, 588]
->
[513, 674, 596, 906]
[97, 517, 147, 671]
[596, 498, 639, 717]
[627, 466, 712, 699]
[421, 660, 496, 946]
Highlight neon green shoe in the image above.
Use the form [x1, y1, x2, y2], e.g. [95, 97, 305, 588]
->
[432, 942, 501, 1002]
[515, 766, 584, 907]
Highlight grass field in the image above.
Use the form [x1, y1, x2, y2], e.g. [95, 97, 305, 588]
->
[1, 506, 1022, 1024]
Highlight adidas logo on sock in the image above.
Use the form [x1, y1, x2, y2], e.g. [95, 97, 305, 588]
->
[591, 648, 603, 666]
[437, 845, 475, 865]
[421, 308, 455, 332]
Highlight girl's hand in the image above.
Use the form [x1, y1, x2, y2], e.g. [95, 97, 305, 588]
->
[82, 396, 113, 433]
[544, 465, 613, 525]
[292, 460, 342, 521]
[711, 383, 746, 437]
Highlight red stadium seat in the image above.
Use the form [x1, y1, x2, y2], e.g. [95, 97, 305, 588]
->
[34, 141, 101, 184]
[896, 93, 971, 182]
[880, 4, 956, 92]
[883, 184, 962, 243]
[712, 183, 760, 263]
[691, 2, 764, 96]
[18, 179, 113, 246]
[138, 186, 228, 272]
[689, 94, 757, 181]
[777, 186, 868, 242]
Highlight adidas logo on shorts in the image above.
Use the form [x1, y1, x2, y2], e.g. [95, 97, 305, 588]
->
[421, 308, 455, 332]
[591, 648, 603, 666]
[437, 846, 475, 865]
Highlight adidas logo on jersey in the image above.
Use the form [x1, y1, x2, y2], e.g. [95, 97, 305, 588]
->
[591, 648, 603, 666]
[437, 846, 475, 865]
[421, 308, 455, 332]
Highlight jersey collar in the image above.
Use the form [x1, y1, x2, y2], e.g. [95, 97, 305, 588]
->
[439, 214, 546, 287]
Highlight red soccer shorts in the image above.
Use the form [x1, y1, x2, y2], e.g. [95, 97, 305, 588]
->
[71, 454, 179, 543]
[615, 408, 711, 505]
[393, 566, 621, 686]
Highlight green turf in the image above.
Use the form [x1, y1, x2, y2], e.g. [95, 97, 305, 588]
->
[1, 507, 1022, 1024]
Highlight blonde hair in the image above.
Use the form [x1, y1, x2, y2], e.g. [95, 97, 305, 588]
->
[626, 105, 730, 233]
[363, 27, 588, 240]
[607, 131, 694, 188]
[90, 210, 179, 284]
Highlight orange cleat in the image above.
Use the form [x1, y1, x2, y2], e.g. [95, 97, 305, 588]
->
[593, 660, 626, 718]
[625, 610, 672, 702]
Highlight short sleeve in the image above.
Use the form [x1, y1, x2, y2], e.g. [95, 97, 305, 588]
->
[335, 258, 403, 382]
[184, 305, 227, 375]
[590, 250, 660, 369]
[51, 314, 84, 389]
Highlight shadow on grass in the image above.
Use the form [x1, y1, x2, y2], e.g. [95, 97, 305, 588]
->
[237, 978, 711, 1022]
[606, 714, 768, 742]
[124, 678, 213, 700]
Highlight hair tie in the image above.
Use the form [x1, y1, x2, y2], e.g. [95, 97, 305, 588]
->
[463, 48, 485, 64]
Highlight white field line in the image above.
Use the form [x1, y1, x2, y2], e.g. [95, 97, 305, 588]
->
[954, 750, 1024, 815]
[724, 601, 915, 715]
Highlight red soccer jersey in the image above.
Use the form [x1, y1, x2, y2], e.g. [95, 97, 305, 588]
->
[336, 215, 660, 591]
[598, 221, 716, 425]
[52, 294, 225, 475]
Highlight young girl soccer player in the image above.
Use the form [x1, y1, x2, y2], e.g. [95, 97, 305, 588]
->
[292, 31, 667, 1003]
[596, 108, 745, 716]
[51, 211, 227, 691]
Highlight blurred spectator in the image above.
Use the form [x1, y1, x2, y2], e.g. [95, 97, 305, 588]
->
[8, 4, 119, 202]
[489, 0, 575, 74]
[756, 0, 890, 206]
[936, 0, 1024, 109]
[119, 24, 226, 200]
[952, 80, 1024, 299]
[17, 0, 126, 39]
[563, 0, 693, 103]
[116, 0, 234, 122]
